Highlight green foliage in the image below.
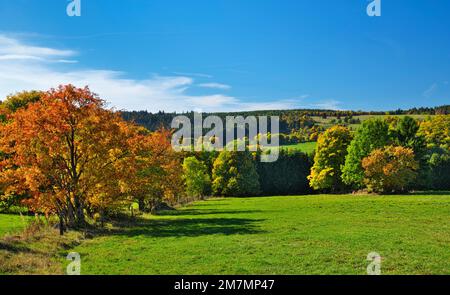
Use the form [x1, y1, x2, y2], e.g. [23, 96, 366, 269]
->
[257, 150, 312, 195]
[182, 157, 211, 198]
[341, 119, 391, 188]
[212, 151, 260, 197]
[121, 106, 449, 133]
[0, 91, 42, 115]
[390, 116, 428, 187]
[391, 116, 426, 153]
[427, 148, 450, 190]
[308, 126, 352, 191]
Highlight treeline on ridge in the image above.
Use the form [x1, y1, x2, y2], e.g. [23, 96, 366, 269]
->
[121, 105, 450, 133]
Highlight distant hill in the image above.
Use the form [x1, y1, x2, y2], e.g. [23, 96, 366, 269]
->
[121, 105, 449, 133]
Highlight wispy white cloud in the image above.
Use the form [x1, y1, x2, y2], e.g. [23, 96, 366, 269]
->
[307, 99, 342, 110]
[198, 82, 231, 90]
[0, 35, 76, 62]
[0, 35, 320, 112]
[172, 71, 212, 78]
[423, 83, 438, 99]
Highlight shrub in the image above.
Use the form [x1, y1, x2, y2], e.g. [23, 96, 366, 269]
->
[362, 146, 418, 193]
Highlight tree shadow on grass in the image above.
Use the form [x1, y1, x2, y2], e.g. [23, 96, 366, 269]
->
[408, 191, 450, 196]
[106, 217, 266, 238]
[158, 209, 264, 216]
[0, 241, 37, 254]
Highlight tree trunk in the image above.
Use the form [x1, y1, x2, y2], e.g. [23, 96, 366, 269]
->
[67, 196, 75, 226]
[100, 210, 105, 228]
[59, 213, 65, 236]
[138, 198, 145, 212]
[74, 196, 85, 227]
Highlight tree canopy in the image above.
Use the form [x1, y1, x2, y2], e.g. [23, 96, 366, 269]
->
[341, 119, 391, 189]
[308, 125, 352, 191]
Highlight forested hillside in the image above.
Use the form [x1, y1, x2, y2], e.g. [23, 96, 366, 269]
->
[121, 105, 450, 133]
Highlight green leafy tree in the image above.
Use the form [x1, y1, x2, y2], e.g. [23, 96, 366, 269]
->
[427, 149, 450, 190]
[388, 116, 428, 188]
[212, 151, 260, 197]
[183, 156, 211, 199]
[308, 126, 352, 191]
[341, 119, 391, 189]
[419, 116, 450, 189]
[391, 116, 426, 156]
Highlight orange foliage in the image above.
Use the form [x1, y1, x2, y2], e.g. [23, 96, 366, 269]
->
[129, 127, 184, 212]
[362, 146, 418, 193]
[0, 85, 183, 230]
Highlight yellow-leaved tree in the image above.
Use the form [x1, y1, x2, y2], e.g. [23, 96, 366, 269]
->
[362, 146, 418, 194]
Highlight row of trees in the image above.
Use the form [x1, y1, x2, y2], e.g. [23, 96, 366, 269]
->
[182, 113, 449, 200]
[308, 116, 450, 193]
[121, 106, 450, 133]
[182, 149, 313, 199]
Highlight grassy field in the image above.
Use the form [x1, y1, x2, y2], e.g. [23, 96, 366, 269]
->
[63, 193, 450, 275]
[311, 114, 432, 130]
[0, 214, 31, 237]
[281, 142, 316, 154]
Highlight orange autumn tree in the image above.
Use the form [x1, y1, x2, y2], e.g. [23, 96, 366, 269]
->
[362, 146, 419, 194]
[0, 85, 142, 232]
[130, 127, 184, 213]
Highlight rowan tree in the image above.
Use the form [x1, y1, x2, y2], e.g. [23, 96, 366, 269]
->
[0, 85, 141, 232]
[130, 127, 184, 213]
[0, 91, 45, 210]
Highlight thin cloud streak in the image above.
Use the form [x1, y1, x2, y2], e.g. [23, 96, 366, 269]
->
[198, 82, 231, 90]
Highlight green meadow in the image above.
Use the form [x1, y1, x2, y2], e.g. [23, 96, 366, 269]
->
[62, 193, 450, 275]
[0, 214, 30, 237]
[280, 142, 316, 154]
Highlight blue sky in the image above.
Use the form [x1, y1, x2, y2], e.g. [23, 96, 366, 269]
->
[0, 0, 449, 112]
